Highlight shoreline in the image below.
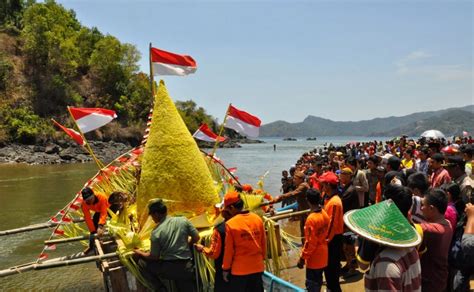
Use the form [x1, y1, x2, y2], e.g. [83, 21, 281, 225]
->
[0, 138, 265, 165]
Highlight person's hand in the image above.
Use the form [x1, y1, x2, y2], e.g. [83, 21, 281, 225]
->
[466, 203, 474, 218]
[222, 271, 230, 282]
[96, 226, 104, 237]
[273, 196, 282, 203]
[297, 258, 305, 269]
[194, 244, 204, 253]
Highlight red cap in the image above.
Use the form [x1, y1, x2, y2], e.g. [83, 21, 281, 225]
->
[318, 171, 339, 185]
[224, 191, 241, 208]
[242, 184, 253, 193]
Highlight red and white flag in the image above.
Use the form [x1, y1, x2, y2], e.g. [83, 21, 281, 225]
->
[193, 123, 226, 143]
[151, 47, 197, 76]
[463, 131, 469, 137]
[225, 105, 261, 138]
[45, 244, 57, 251]
[51, 119, 85, 146]
[69, 107, 117, 133]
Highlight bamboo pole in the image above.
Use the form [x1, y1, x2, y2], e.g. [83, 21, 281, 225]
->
[44, 233, 109, 245]
[0, 252, 118, 278]
[208, 104, 230, 161]
[0, 219, 84, 237]
[266, 209, 311, 221]
[149, 42, 155, 97]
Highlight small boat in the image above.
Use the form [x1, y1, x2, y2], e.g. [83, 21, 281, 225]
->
[283, 137, 297, 141]
[306, 137, 317, 141]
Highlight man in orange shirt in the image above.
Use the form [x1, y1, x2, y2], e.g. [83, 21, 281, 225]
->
[81, 187, 110, 254]
[297, 188, 330, 292]
[222, 191, 266, 291]
[195, 208, 233, 292]
[320, 171, 344, 292]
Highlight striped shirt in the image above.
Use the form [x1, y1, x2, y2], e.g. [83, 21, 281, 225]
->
[365, 247, 421, 292]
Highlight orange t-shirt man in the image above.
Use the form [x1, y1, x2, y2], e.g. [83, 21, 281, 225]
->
[324, 194, 344, 241]
[222, 211, 266, 275]
[81, 192, 110, 233]
[301, 209, 330, 269]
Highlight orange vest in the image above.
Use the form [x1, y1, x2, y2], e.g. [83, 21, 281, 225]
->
[301, 209, 330, 269]
[222, 212, 266, 275]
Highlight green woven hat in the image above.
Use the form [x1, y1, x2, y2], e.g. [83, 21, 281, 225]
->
[343, 200, 421, 248]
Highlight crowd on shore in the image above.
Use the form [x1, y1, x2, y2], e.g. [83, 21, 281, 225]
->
[275, 135, 474, 292]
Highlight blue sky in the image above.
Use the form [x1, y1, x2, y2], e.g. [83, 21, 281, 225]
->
[57, 0, 472, 124]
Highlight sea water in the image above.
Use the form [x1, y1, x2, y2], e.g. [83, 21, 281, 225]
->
[0, 136, 382, 290]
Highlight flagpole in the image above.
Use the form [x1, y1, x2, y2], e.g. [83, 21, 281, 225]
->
[51, 118, 93, 161]
[208, 103, 231, 160]
[149, 42, 155, 97]
[66, 106, 104, 169]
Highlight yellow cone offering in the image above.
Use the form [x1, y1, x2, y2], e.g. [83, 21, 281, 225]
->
[136, 80, 220, 226]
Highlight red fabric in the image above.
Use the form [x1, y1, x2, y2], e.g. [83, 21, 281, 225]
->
[193, 123, 226, 142]
[228, 105, 261, 127]
[151, 47, 197, 67]
[51, 119, 85, 146]
[69, 107, 117, 120]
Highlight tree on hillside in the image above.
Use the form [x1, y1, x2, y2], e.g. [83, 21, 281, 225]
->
[175, 100, 217, 134]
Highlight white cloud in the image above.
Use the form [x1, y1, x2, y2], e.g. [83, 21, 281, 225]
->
[395, 50, 471, 81]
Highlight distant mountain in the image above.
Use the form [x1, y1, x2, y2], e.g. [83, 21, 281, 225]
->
[260, 105, 474, 137]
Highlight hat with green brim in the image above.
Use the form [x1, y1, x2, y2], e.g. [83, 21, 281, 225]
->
[343, 200, 421, 248]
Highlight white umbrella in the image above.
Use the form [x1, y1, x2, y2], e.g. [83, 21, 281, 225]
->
[421, 129, 445, 139]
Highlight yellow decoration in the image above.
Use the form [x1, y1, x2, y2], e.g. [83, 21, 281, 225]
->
[136, 80, 220, 226]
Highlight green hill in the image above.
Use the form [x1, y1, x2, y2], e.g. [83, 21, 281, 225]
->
[0, 0, 216, 145]
[260, 105, 474, 137]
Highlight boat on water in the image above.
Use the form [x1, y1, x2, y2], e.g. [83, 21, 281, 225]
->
[306, 137, 317, 141]
[283, 137, 297, 141]
[0, 81, 305, 292]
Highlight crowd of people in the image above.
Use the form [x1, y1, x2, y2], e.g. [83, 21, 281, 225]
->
[277, 136, 474, 292]
[78, 135, 474, 292]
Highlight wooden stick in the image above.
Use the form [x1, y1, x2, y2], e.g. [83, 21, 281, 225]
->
[44, 233, 109, 245]
[0, 219, 84, 237]
[266, 209, 311, 221]
[0, 252, 118, 278]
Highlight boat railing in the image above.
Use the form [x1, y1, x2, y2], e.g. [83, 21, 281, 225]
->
[263, 271, 304, 292]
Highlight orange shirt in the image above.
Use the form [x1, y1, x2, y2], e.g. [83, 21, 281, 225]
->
[222, 212, 266, 275]
[203, 228, 222, 260]
[301, 209, 330, 269]
[375, 182, 382, 203]
[324, 194, 344, 241]
[81, 193, 110, 232]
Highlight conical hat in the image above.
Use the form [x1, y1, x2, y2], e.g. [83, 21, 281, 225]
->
[136, 81, 220, 226]
[343, 200, 421, 248]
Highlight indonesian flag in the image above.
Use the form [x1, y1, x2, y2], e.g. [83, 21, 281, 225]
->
[225, 105, 261, 138]
[51, 119, 85, 146]
[151, 47, 197, 76]
[69, 107, 117, 133]
[193, 123, 226, 143]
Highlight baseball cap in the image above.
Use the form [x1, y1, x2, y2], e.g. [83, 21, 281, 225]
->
[224, 191, 241, 208]
[319, 171, 339, 185]
[340, 167, 353, 175]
